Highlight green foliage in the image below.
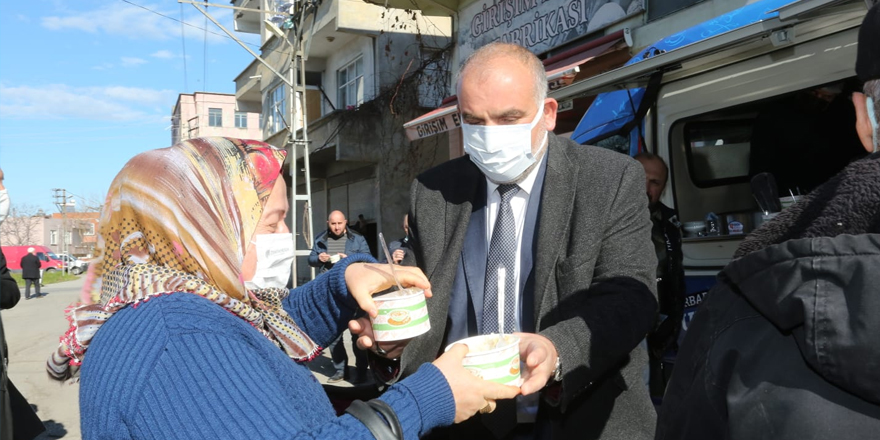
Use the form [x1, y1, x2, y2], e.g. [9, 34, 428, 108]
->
[10, 270, 79, 287]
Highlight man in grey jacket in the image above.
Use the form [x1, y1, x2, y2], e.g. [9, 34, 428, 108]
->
[309, 210, 372, 383]
[354, 42, 658, 439]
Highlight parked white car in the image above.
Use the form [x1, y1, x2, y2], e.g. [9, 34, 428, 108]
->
[57, 254, 88, 275]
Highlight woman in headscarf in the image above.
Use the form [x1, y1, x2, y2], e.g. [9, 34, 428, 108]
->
[47, 138, 517, 439]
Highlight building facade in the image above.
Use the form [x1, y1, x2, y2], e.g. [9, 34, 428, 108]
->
[171, 92, 263, 145]
[0, 211, 99, 258]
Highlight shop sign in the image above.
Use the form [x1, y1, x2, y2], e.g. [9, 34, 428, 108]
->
[459, 0, 643, 63]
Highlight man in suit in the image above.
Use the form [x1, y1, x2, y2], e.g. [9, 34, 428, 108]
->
[353, 42, 658, 439]
[20, 248, 42, 300]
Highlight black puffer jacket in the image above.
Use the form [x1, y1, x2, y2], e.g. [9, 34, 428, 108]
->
[656, 153, 880, 440]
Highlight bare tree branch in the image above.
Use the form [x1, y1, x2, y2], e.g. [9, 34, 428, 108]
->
[0, 204, 46, 246]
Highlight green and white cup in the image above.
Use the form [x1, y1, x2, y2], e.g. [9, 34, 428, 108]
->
[445, 334, 521, 386]
[371, 287, 430, 342]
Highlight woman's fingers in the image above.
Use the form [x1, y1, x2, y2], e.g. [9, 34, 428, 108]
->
[432, 344, 521, 423]
[345, 264, 432, 317]
[482, 382, 521, 401]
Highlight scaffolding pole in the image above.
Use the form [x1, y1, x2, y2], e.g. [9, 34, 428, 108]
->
[184, 0, 318, 286]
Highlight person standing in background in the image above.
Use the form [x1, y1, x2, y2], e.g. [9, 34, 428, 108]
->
[309, 210, 371, 383]
[634, 153, 685, 402]
[20, 248, 41, 300]
[379, 214, 412, 265]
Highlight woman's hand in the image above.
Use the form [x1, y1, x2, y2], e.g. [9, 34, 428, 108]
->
[433, 344, 521, 423]
[343, 263, 432, 317]
[350, 318, 409, 359]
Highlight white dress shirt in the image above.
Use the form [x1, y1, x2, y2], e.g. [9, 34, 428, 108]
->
[484, 154, 545, 330]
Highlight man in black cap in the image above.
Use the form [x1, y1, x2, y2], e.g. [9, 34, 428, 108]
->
[655, 4, 880, 439]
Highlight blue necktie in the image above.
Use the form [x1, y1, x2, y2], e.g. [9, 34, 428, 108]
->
[483, 184, 519, 334]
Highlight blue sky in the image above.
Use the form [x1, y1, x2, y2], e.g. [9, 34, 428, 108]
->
[0, 0, 260, 213]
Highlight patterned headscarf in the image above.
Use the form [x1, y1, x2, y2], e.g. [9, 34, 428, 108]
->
[47, 137, 319, 381]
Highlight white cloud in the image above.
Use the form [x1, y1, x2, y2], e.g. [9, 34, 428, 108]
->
[121, 57, 147, 67]
[91, 63, 115, 71]
[0, 84, 176, 121]
[40, 2, 235, 44]
[151, 50, 176, 59]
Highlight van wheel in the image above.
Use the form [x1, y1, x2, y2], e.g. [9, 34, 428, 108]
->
[45, 268, 56, 272]
[71, 267, 83, 275]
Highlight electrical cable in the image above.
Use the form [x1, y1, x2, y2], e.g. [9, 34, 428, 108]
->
[180, 2, 189, 91]
[203, 0, 209, 91]
[118, 0, 259, 48]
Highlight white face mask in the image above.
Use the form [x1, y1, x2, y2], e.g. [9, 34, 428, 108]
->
[244, 233, 295, 290]
[867, 96, 878, 153]
[462, 104, 548, 183]
[0, 189, 8, 225]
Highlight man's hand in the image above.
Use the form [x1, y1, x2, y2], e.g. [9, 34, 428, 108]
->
[350, 318, 410, 359]
[343, 263, 431, 318]
[434, 344, 521, 423]
[318, 252, 330, 263]
[392, 249, 405, 264]
[515, 332, 559, 395]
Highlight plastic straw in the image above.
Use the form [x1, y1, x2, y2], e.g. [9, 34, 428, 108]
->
[497, 267, 506, 338]
[378, 232, 404, 292]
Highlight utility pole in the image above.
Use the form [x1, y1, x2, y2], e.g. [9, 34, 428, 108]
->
[184, 0, 319, 286]
[51, 188, 68, 274]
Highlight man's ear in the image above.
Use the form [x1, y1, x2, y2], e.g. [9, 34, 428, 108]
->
[852, 92, 875, 153]
[542, 98, 558, 132]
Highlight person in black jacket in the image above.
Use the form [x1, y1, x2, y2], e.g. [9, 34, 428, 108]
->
[20, 248, 41, 299]
[378, 214, 413, 265]
[1, 247, 45, 439]
[634, 153, 685, 402]
[656, 7, 880, 438]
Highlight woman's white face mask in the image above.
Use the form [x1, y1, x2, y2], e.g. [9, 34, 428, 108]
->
[244, 233, 294, 290]
[461, 104, 548, 183]
[0, 189, 8, 225]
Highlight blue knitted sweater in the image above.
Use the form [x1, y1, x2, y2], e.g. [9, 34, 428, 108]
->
[79, 255, 454, 439]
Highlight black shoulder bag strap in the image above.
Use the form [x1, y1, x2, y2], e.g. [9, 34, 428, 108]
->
[345, 399, 403, 440]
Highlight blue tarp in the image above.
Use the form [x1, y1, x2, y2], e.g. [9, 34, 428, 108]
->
[572, 0, 798, 149]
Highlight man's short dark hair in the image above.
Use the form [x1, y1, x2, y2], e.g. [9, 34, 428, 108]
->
[634, 151, 669, 173]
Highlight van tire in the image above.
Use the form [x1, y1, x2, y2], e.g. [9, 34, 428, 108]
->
[71, 267, 83, 275]
[45, 268, 56, 272]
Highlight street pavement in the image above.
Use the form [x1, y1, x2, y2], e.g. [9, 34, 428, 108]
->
[3, 276, 369, 439]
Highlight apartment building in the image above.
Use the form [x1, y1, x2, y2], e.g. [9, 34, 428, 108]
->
[171, 92, 263, 145]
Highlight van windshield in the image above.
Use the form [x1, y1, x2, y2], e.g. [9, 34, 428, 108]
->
[47, 252, 61, 260]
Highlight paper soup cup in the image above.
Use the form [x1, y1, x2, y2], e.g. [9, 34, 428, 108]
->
[371, 288, 430, 342]
[445, 334, 521, 386]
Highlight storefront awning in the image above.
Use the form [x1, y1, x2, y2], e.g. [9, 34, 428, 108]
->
[404, 97, 459, 141]
[403, 30, 628, 141]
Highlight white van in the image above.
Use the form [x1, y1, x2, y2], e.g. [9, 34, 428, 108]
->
[554, 0, 871, 339]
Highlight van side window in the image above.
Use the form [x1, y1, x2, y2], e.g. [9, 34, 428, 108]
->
[38, 253, 49, 262]
[684, 121, 752, 187]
